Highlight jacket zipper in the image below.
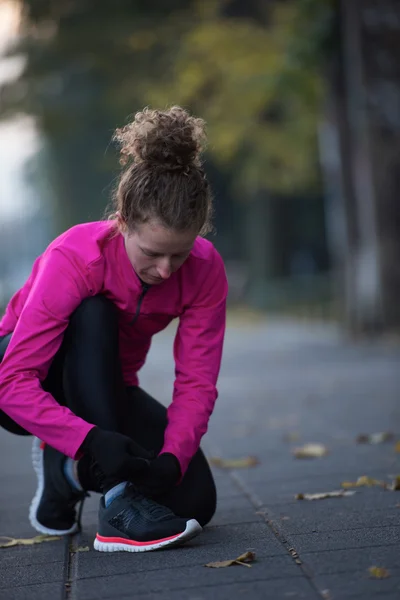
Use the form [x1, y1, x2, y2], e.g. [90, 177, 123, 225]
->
[130, 282, 150, 325]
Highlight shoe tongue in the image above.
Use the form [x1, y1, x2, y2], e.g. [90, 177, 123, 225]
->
[125, 485, 175, 520]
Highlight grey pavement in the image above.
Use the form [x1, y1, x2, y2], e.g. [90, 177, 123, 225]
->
[1, 317, 400, 600]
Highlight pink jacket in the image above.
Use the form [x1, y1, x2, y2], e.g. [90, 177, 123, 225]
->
[0, 221, 228, 475]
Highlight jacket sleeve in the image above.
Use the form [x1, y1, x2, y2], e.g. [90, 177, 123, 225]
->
[0, 248, 95, 458]
[160, 250, 228, 476]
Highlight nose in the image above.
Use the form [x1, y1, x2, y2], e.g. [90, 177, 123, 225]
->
[156, 258, 172, 280]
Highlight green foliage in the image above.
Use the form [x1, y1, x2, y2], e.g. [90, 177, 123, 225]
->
[1, 0, 336, 197]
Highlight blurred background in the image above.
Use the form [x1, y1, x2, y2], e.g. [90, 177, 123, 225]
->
[0, 0, 399, 337]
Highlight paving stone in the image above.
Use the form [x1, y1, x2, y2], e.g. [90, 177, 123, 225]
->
[76, 546, 299, 581]
[78, 577, 318, 600]
[0, 582, 64, 600]
[0, 560, 66, 589]
[0, 540, 66, 568]
[76, 560, 306, 599]
[301, 545, 400, 575]
[313, 570, 400, 599]
[289, 526, 400, 554]
[277, 507, 400, 535]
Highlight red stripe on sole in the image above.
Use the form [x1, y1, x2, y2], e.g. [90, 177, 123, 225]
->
[40, 441, 46, 450]
[95, 531, 183, 547]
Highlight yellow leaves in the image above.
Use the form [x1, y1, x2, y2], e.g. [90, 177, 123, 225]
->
[0, 534, 61, 548]
[142, 1, 322, 195]
[209, 456, 259, 469]
[392, 476, 400, 491]
[293, 443, 329, 459]
[205, 551, 256, 569]
[368, 566, 390, 579]
[341, 476, 388, 489]
[356, 432, 395, 444]
[341, 475, 400, 491]
[295, 490, 356, 501]
[395, 441, 400, 453]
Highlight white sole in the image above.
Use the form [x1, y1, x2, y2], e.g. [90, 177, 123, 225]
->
[29, 437, 79, 536]
[93, 518, 202, 553]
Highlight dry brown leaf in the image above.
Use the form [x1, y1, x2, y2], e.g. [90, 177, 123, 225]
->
[341, 476, 388, 489]
[295, 490, 356, 501]
[76, 546, 90, 552]
[342, 475, 400, 491]
[368, 566, 390, 579]
[391, 476, 400, 491]
[395, 441, 400, 453]
[293, 443, 328, 459]
[205, 550, 256, 568]
[208, 456, 259, 469]
[356, 432, 394, 444]
[0, 534, 61, 548]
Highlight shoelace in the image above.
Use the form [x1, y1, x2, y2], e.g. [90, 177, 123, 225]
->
[125, 484, 173, 520]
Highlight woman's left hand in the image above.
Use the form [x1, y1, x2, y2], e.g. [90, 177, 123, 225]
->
[135, 453, 181, 497]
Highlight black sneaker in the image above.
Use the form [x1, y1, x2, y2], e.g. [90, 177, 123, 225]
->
[29, 437, 87, 535]
[94, 484, 202, 552]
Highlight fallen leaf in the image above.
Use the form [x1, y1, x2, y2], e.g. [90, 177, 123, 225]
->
[341, 476, 388, 489]
[295, 490, 356, 501]
[205, 550, 256, 568]
[293, 443, 328, 459]
[395, 441, 400, 453]
[321, 590, 332, 600]
[368, 566, 390, 579]
[356, 432, 394, 444]
[76, 546, 90, 552]
[0, 534, 61, 548]
[390, 476, 400, 491]
[208, 456, 259, 469]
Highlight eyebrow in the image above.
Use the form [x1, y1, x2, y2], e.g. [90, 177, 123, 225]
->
[140, 246, 192, 255]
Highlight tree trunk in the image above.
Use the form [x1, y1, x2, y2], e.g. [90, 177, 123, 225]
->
[321, 0, 400, 334]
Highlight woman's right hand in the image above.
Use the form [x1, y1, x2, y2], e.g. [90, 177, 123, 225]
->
[81, 427, 152, 482]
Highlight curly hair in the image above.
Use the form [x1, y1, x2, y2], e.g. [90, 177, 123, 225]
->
[109, 106, 214, 235]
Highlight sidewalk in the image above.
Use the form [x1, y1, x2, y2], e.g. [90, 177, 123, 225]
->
[1, 318, 399, 600]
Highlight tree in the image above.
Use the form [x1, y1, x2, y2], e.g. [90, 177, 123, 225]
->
[319, 0, 400, 334]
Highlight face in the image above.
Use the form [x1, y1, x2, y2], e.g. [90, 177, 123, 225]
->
[119, 218, 197, 285]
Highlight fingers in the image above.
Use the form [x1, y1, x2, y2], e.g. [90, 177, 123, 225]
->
[127, 457, 151, 475]
[127, 439, 155, 460]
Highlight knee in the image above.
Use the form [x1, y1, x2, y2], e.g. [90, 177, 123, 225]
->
[69, 295, 118, 334]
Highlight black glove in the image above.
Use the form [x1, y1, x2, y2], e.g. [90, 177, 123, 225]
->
[81, 427, 153, 483]
[135, 453, 181, 498]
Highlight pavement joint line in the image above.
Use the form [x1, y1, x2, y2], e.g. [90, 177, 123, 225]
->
[297, 541, 400, 556]
[63, 532, 80, 600]
[228, 470, 330, 599]
[288, 523, 400, 536]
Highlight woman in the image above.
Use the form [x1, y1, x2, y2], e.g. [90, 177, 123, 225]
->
[0, 106, 228, 553]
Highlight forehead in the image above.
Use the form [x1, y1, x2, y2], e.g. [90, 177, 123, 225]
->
[135, 221, 196, 253]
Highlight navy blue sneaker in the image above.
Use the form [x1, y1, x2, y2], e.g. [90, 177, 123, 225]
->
[94, 483, 202, 552]
[29, 437, 87, 535]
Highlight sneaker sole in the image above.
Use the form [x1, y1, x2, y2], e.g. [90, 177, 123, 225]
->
[93, 519, 202, 553]
[29, 437, 79, 536]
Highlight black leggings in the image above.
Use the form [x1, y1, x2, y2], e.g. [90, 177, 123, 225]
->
[0, 296, 216, 526]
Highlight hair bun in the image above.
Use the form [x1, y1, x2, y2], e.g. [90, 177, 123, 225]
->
[114, 106, 207, 171]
